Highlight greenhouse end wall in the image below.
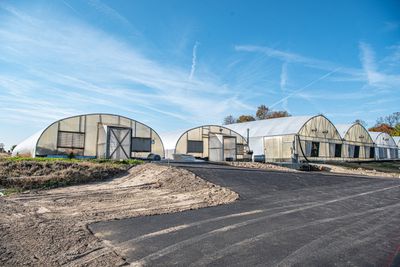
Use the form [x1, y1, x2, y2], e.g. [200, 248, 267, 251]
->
[173, 125, 250, 161]
[15, 114, 164, 160]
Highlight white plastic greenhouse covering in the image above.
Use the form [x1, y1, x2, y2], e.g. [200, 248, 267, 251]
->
[393, 136, 400, 147]
[226, 115, 343, 162]
[161, 130, 187, 159]
[12, 113, 164, 159]
[335, 124, 353, 139]
[393, 136, 400, 159]
[369, 131, 398, 160]
[226, 116, 314, 158]
[227, 116, 314, 137]
[160, 125, 250, 161]
[11, 130, 44, 157]
[335, 123, 374, 160]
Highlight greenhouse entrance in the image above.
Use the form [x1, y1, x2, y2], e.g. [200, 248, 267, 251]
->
[209, 134, 237, 162]
[106, 127, 132, 160]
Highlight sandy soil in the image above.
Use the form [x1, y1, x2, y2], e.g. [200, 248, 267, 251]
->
[228, 161, 400, 179]
[0, 163, 238, 266]
[227, 161, 298, 172]
[312, 163, 400, 178]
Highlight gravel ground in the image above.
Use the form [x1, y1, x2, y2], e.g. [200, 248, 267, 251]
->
[312, 163, 400, 178]
[226, 161, 298, 172]
[0, 163, 238, 266]
[227, 161, 400, 179]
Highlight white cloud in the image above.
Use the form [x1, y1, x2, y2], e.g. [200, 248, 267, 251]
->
[0, 7, 251, 128]
[383, 21, 399, 32]
[269, 68, 340, 109]
[280, 62, 289, 111]
[189, 41, 199, 80]
[235, 44, 363, 79]
[359, 42, 400, 88]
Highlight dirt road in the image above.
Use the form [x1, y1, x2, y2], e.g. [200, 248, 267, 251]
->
[0, 164, 238, 266]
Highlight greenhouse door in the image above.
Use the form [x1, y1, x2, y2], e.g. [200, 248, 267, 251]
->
[209, 134, 223, 162]
[223, 136, 236, 161]
[106, 127, 131, 160]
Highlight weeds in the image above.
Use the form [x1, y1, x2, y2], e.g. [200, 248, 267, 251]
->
[0, 158, 143, 191]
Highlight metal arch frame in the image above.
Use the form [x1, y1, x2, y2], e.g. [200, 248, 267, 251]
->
[32, 113, 165, 158]
[174, 124, 249, 157]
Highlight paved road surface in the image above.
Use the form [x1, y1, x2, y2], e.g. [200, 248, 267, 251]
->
[90, 164, 400, 266]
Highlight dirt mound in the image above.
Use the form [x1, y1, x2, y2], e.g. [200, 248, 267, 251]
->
[0, 163, 238, 266]
[0, 160, 128, 189]
[227, 161, 298, 172]
[312, 163, 400, 178]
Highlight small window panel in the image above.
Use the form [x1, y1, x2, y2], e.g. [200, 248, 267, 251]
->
[311, 142, 319, 157]
[132, 137, 152, 152]
[57, 131, 85, 149]
[354, 146, 360, 158]
[236, 144, 244, 155]
[334, 144, 342, 158]
[187, 140, 203, 153]
[369, 147, 375, 159]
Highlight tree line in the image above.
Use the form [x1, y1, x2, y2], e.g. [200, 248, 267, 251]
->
[223, 105, 290, 125]
[366, 112, 400, 136]
[224, 106, 399, 137]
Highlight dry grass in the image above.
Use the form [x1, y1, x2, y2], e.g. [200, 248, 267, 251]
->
[0, 158, 141, 190]
[0, 153, 10, 159]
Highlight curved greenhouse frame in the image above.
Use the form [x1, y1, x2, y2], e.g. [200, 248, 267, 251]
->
[12, 113, 164, 160]
[162, 125, 250, 161]
[227, 115, 343, 162]
[336, 123, 375, 160]
[369, 132, 398, 160]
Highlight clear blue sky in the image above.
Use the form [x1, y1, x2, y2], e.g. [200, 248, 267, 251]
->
[0, 0, 399, 149]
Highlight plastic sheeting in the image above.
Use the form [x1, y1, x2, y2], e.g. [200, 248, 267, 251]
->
[12, 130, 44, 157]
[369, 131, 398, 159]
[335, 124, 353, 139]
[226, 116, 314, 138]
[12, 113, 164, 159]
[393, 136, 400, 147]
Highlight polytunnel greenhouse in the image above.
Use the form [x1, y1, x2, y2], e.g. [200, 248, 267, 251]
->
[226, 115, 343, 163]
[12, 113, 164, 160]
[162, 125, 251, 161]
[393, 136, 400, 156]
[336, 123, 375, 160]
[368, 132, 398, 160]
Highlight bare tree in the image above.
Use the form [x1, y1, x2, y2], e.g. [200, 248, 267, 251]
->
[376, 112, 400, 127]
[223, 115, 236, 125]
[353, 119, 367, 127]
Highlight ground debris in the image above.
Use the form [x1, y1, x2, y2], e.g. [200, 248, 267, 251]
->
[227, 161, 298, 172]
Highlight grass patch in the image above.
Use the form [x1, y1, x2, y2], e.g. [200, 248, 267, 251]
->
[1, 188, 23, 196]
[0, 157, 143, 191]
[2, 157, 142, 165]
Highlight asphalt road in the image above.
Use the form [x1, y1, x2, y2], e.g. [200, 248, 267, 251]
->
[89, 164, 400, 266]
